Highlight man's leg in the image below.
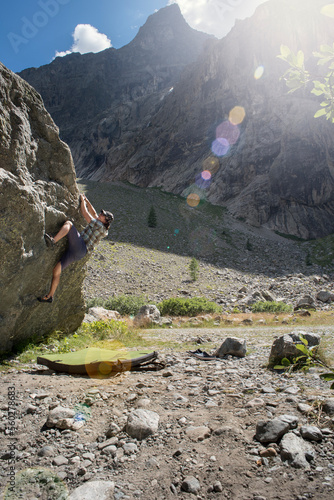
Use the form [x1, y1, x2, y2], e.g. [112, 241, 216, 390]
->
[43, 261, 62, 300]
[53, 221, 73, 243]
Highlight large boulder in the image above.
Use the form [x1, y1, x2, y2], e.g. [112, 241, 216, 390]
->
[214, 337, 247, 358]
[133, 305, 161, 327]
[269, 331, 321, 366]
[0, 62, 86, 353]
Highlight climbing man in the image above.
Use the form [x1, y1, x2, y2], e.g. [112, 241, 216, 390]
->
[37, 193, 113, 303]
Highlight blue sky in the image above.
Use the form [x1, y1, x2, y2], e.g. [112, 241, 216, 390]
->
[0, 0, 266, 73]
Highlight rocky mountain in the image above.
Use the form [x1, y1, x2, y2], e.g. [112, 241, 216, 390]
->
[0, 62, 86, 353]
[18, 4, 212, 175]
[19, 0, 334, 239]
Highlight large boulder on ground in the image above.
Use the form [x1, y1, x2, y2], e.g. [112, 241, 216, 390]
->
[316, 291, 334, 303]
[0, 62, 86, 353]
[214, 337, 247, 358]
[84, 307, 121, 323]
[269, 331, 320, 366]
[294, 295, 316, 311]
[133, 305, 161, 327]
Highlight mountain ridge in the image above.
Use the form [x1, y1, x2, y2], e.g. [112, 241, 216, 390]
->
[18, 0, 334, 239]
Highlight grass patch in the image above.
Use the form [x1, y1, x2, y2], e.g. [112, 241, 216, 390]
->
[306, 233, 334, 268]
[251, 301, 293, 314]
[158, 297, 221, 316]
[11, 320, 146, 365]
[86, 294, 148, 316]
[274, 231, 307, 242]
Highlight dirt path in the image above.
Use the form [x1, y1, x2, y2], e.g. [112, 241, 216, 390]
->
[1, 325, 334, 500]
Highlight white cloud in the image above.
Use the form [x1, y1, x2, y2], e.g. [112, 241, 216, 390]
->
[55, 24, 112, 58]
[168, 0, 267, 38]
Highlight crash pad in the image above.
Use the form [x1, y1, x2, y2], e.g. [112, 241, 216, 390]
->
[37, 348, 158, 376]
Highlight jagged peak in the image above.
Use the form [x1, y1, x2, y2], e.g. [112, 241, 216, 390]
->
[124, 3, 212, 52]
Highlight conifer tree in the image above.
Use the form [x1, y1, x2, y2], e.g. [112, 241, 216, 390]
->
[148, 205, 157, 228]
[189, 257, 199, 281]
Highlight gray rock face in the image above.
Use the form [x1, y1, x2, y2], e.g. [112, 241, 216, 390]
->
[0, 62, 85, 353]
[269, 331, 320, 365]
[19, 0, 334, 239]
[19, 4, 211, 180]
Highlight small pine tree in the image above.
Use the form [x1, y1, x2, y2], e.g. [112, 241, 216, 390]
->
[246, 238, 253, 251]
[305, 251, 312, 266]
[148, 205, 157, 228]
[189, 257, 199, 281]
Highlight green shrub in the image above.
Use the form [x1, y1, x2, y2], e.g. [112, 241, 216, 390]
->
[251, 301, 293, 313]
[86, 295, 148, 316]
[158, 297, 221, 316]
[148, 205, 157, 227]
[189, 257, 199, 281]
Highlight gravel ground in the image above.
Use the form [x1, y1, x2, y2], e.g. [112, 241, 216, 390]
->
[1, 325, 334, 500]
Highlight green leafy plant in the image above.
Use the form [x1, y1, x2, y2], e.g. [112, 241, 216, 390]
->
[278, 42, 334, 122]
[158, 297, 221, 316]
[274, 335, 334, 389]
[251, 301, 293, 313]
[189, 257, 199, 281]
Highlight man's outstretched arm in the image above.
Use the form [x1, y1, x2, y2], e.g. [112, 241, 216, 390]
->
[80, 194, 98, 223]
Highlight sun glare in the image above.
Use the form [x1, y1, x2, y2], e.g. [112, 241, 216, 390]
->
[254, 65, 264, 80]
[321, 4, 334, 17]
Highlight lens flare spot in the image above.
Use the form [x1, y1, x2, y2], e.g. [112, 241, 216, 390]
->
[187, 193, 200, 207]
[321, 4, 334, 17]
[174, 229, 179, 234]
[216, 120, 240, 144]
[203, 156, 220, 174]
[254, 65, 264, 80]
[195, 172, 211, 189]
[229, 106, 246, 125]
[99, 361, 113, 376]
[211, 137, 230, 157]
[201, 170, 212, 181]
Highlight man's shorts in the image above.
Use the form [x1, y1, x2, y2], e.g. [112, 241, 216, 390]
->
[60, 224, 87, 270]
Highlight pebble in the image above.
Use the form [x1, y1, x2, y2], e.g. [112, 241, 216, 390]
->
[181, 476, 201, 494]
[300, 425, 323, 442]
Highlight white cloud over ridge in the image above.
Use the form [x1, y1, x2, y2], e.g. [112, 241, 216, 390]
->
[55, 24, 112, 58]
[168, 0, 267, 38]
